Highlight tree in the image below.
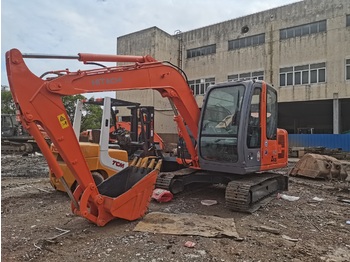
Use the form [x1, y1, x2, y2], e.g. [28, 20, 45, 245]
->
[62, 95, 86, 123]
[62, 95, 103, 131]
[1, 90, 16, 114]
[81, 102, 103, 131]
[1, 90, 102, 131]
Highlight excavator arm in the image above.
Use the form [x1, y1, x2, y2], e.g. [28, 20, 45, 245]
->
[6, 48, 200, 226]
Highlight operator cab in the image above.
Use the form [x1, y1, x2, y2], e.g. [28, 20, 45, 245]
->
[198, 80, 286, 175]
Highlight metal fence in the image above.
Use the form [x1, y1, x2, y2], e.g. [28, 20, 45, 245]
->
[288, 134, 350, 152]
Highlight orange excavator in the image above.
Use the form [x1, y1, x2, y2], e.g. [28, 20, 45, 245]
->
[5, 49, 288, 226]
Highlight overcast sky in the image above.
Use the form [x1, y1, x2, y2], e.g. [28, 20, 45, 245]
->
[1, 0, 300, 96]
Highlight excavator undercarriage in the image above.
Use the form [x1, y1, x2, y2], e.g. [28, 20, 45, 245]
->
[1, 139, 35, 154]
[1, 114, 49, 155]
[156, 169, 288, 212]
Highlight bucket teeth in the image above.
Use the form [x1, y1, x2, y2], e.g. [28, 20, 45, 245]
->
[136, 158, 143, 167]
[141, 157, 149, 168]
[130, 157, 138, 166]
[155, 159, 163, 171]
[148, 159, 156, 169]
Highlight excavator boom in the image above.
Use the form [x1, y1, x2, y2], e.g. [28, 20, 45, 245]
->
[5, 49, 200, 226]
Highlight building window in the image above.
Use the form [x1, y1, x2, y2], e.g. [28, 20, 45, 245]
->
[228, 33, 265, 50]
[187, 44, 216, 58]
[280, 20, 326, 40]
[279, 67, 293, 86]
[279, 63, 326, 86]
[228, 74, 238, 81]
[347, 15, 350, 27]
[310, 63, 326, 83]
[188, 77, 215, 95]
[294, 65, 309, 85]
[240, 72, 251, 79]
[252, 71, 264, 80]
[228, 71, 264, 81]
[346, 59, 350, 80]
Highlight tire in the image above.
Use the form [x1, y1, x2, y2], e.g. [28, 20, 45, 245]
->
[70, 172, 104, 192]
[92, 171, 104, 186]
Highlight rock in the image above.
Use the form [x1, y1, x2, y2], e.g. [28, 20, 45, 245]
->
[197, 250, 206, 256]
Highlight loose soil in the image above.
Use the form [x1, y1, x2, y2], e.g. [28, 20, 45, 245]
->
[1, 154, 350, 262]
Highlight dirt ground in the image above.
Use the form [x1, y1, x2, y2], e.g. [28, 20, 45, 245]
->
[1, 153, 350, 262]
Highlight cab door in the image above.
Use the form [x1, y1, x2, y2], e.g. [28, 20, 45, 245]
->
[259, 82, 280, 171]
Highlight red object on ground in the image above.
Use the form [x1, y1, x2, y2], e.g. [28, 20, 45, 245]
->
[152, 188, 173, 203]
[184, 241, 196, 248]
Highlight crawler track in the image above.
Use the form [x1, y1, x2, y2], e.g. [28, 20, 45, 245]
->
[225, 173, 288, 212]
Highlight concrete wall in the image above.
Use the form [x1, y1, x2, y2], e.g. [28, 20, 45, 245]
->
[179, 0, 350, 103]
[116, 27, 180, 136]
[182, 9, 268, 82]
[275, 0, 350, 102]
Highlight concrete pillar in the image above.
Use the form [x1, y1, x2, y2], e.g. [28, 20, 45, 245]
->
[333, 93, 340, 134]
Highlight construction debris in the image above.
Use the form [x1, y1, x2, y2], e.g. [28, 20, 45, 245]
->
[282, 235, 299, 242]
[184, 241, 196, 248]
[254, 225, 280, 235]
[152, 189, 173, 203]
[200, 200, 218, 206]
[337, 196, 350, 204]
[289, 153, 348, 180]
[311, 197, 324, 202]
[277, 193, 300, 202]
[133, 212, 241, 239]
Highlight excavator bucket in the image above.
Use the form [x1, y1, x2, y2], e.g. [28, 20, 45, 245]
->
[289, 153, 348, 181]
[72, 157, 162, 226]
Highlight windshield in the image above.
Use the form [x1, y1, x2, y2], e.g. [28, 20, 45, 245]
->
[200, 85, 245, 162]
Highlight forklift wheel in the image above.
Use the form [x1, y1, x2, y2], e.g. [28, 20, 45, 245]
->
[92, 171, 104, 186]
